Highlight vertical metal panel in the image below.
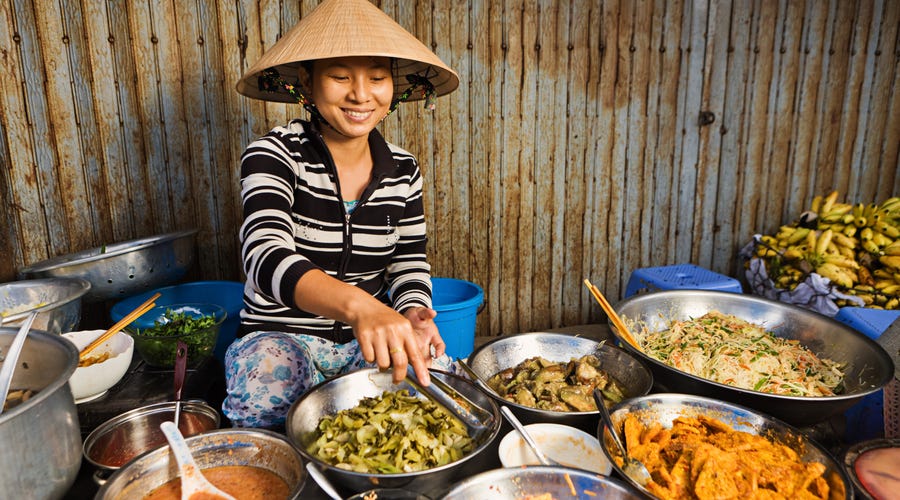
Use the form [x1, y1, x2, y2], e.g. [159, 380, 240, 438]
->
[1, 0, 896, 338]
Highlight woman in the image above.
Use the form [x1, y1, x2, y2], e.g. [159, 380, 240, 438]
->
[227, 0, 460, 428]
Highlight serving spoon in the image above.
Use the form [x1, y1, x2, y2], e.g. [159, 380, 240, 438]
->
[159, 421, 236, 500]
[0, 312, 37, 416]
[499, 405, 561, 467]
[593, 389, 651, 485]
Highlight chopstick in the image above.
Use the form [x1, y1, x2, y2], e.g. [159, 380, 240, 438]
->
[583, 279, 641, 351]
[78, 292, 161, 360]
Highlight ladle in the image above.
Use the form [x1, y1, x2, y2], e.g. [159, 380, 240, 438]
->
[0, 312, 37, 416]
[499, 405, 561, 467]
[159, 421, 236, 500]
[172, 341, 188, 427]
[405, 365, 493, 439]
[305, 462, 342, 500]
[593, 389, 651, 485]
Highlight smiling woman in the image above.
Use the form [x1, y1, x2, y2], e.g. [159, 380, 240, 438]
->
[225, 0, 461, 430]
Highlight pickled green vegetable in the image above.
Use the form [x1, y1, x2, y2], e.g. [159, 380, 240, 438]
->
[306, 389, 475, 474]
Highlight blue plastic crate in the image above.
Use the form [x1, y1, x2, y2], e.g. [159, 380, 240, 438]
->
[624, 264, 743, 298]
[834, 307, 900, 443]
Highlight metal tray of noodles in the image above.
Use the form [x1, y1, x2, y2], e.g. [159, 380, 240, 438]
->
[18, 229, 198, 302]
[612, 290, 895, 426]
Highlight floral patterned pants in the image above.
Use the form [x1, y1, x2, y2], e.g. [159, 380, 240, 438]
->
[222, 331, 454, 428]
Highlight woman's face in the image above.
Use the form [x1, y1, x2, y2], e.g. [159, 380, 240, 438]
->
[307, 56, 393, 140]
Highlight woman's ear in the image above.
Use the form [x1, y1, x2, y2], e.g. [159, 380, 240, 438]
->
[297, 65, 313, 100]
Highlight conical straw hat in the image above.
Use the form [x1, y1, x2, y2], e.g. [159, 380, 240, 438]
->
[236, 0, 459, 104]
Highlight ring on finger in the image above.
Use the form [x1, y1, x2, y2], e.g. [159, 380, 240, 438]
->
[389, 347, 401, 354]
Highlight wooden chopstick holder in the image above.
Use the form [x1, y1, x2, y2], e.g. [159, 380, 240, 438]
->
[79, 292, 161, 360]
[583, 279, 641, 351]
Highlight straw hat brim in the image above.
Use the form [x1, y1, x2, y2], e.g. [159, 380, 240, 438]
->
[235, 0, 459, 104]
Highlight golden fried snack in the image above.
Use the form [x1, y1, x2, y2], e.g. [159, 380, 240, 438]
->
[620, 415, 830, 500]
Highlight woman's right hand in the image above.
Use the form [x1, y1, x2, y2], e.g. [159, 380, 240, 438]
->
[349, 300, 431, 386]
[292, 270, 431, 385]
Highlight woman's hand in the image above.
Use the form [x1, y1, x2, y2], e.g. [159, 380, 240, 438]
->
[403, 306, 445, 363]
[350, 300, 432, 386]
[292, 270, 433, 385]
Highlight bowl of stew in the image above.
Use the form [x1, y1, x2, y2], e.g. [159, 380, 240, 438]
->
[94, 427, 306, 500]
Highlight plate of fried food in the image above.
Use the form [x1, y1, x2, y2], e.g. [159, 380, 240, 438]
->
[598, 393, 852, 500]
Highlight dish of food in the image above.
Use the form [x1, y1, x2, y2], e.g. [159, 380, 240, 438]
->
[142, 465, 289, 500]
[486, 354, 628, 411]
[852, 444, 900, 500]
[635, 311, 844, 397]
[307, 389, 475, 474]
[3, 388, 35, 411]
[620, 413, 832, 499]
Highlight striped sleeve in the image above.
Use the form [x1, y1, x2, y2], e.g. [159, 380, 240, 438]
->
[386, 151, 432, 311]
[239, 131, 317, 309]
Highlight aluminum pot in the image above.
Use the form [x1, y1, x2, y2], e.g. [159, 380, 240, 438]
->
[286, 368, 502, 497]
[0, 327, 82, 499]
[83, 400, 220, 484]
[466, 332, 654, 433]
[94, 428, 306, 499]
[613, 290, 895, 426]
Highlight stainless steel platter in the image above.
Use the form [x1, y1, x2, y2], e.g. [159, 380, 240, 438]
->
[286, 368, 501, 497]
[466, 332, 654, 432]
[613, 290, 895, 426]
[598, 393, 852, 499]
[437, 465, 643, 499]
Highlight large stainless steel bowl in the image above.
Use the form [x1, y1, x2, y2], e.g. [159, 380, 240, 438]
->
[466, 332, 654, 432]
[286, 368, 502, 497]
[94, 428, 306, 499]
[437, 465, 643, 499]
[0, 277, 90, 334]
[0, 327, 82, 499]
[18, 229, 197, 302]
[613, 290, 895, 426]
[598, 393, 852, 499]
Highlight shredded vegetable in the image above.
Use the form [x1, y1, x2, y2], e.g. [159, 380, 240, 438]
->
[636, 311, 844, 397]
[307, 389, 475, 474]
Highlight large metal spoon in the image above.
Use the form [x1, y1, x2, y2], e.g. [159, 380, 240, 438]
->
[0, 312, 37, 416]
[305, 462, 342, 500]
[159, 421, 236, 500]
[499, 405, 561, 467]
[593, 389, 651, 485]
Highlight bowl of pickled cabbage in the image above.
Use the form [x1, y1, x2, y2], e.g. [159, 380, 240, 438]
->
[285, 368, 501, 497]
[465, 332, 654, 432]
[612, 290, 895, 426]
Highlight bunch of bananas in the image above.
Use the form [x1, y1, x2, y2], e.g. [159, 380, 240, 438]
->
[753, 190, 900, 309]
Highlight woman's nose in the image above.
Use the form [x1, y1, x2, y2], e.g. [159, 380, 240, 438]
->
[348, 79, 369, 102]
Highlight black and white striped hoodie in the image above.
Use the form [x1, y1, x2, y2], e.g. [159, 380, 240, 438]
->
[239, 119, 432, 343]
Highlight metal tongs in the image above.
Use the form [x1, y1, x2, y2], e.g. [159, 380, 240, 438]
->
[405, 365, 494, 439]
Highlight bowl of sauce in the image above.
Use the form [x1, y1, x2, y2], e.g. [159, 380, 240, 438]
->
[95, 427, 306, 500]
[83, 400, 220, 480]
[843, 438, 900, 500]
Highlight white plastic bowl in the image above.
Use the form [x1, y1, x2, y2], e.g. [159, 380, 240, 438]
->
[62, 329, 133, 403]
[498, 423, 612, 475]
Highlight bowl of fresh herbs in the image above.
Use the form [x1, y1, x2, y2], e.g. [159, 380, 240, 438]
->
[126, 303, 226, 368]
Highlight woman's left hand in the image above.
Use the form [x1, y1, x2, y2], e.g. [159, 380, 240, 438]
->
[403, 307, 445, 365]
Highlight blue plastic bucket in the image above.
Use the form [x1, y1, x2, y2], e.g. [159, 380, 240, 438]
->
[431, 277, 484, 360]
[110, 280, 244, 363]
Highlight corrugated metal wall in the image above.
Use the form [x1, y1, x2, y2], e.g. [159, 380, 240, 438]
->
[1, 0, 897, 337]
